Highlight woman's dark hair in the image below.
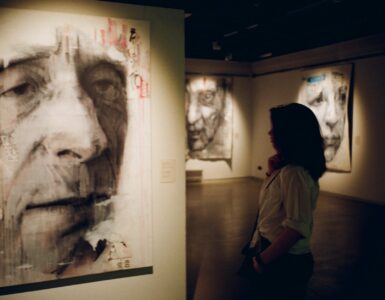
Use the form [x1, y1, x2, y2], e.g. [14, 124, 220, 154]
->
[270, 103, 326, 181]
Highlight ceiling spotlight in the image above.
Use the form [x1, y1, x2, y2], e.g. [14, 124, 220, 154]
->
[212, 41, 221, 51]
[225, 53, 233, 61]
[246, 24, 259, 30]
[259, 52, 272, 58]
[184, 12, 192, 19]
[224, 31, 238, 38]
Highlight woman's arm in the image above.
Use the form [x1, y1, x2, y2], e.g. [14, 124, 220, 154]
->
[254, 165, 314, 273]
[252, 227, 302, 273]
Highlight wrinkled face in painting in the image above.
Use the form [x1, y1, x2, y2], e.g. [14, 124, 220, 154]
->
[0, 28, 128, 275]
[186, 78, 225, 152]
[300, 72, 348, 162]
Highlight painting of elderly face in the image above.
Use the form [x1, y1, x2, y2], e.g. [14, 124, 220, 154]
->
[185, 76, 232, 160]
[0, 8, 152, 288]
[298, 65, 352, 171]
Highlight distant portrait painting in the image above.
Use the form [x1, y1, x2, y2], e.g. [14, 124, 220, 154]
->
[186, 76, 233, 160]
[0, 8, 152, 289]
[298, 64, 352, 172]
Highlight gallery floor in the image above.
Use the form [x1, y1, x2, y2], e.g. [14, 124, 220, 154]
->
[186, 178, 385, 300]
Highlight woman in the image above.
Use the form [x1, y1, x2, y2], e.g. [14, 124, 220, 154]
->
[247, 103, 326, 299]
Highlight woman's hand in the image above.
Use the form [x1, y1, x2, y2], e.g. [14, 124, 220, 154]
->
[252, 256, 263, 274]
[267, 154, 283, 176]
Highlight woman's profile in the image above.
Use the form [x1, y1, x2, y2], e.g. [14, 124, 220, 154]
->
[240, 103, 326, 300]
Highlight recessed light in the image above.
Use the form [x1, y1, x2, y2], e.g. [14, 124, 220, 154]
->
[225, 53, 233, 61]
[212, 41, 221, 51]
[224, 31, 238, 38]
[246, 24, 259, 30]
[259, 52, 272, 58]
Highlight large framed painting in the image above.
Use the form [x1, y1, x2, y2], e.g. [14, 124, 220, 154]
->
[185, 75, 233, 160]
[297, 64, 352, 172]
[0, 7, 152, 292]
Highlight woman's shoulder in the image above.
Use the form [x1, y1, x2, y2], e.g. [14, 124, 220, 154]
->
[280, 164, 314, 183]
[278, 165, 319, 197]
[280, 164, 306, 174]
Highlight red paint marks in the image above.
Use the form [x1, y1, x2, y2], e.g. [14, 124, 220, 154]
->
[119, 24, 128, 49]
[94, 19, 149, 100]
[137, 76, 145, 98]
[108, 18, 117, 46]
[141, 82, 149, 99]
[135, 75, 149, 99]
[100, 29, 106, 45]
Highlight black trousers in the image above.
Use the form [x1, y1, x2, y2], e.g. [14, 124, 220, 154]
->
[241, 237, 314, 300]
[257, 252, 314, 300]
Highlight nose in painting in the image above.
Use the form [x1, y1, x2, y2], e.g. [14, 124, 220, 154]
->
[187, 99, 202, 125]
[43, 85, 108, 164]
[325, 104, 338, 130]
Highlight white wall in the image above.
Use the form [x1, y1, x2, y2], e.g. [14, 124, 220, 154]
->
[185, 37, 385, 206]
[251, 40, 385, 204]
[0, 1, 186, 299]
[185, 59, 253, 180]
[251, 71, 300, 177]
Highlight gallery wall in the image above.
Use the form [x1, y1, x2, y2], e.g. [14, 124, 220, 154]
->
[185, 59, 253, 180]
[0, 0, 185, 299]
[251, 36, 385, 204]
[185, 35, 385, 205]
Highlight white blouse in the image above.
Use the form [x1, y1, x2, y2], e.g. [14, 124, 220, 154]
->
[250, 164, 319, 255]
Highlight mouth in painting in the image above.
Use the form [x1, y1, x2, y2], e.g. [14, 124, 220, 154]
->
[18, 192, 112, 273]
[25, 192, 111, 210]
[22, 192, 111, 237]
[323, 136, 341, 148]
[189, 130, 202, 140]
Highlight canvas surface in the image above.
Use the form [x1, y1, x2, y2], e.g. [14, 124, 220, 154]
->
[185, 76, 233, 160]
[0, 7, 152, 287]
[297, 64, 352, 172]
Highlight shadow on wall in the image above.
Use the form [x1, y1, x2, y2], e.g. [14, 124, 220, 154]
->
[309, 194, 385, 300]
[186, 179, 385, 300]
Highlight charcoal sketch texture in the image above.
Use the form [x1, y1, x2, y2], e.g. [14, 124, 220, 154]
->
[0, 8, 152, 287]
[185, 76, 233, 160]
[298, 65, 352, 172]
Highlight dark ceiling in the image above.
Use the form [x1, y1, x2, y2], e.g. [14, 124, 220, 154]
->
[108, 0, 385, 62]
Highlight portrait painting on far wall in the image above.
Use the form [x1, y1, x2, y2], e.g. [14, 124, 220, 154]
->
[0, 7, 152, 290]
[297, 64, 352, 172]
[185, 75, 233, 160]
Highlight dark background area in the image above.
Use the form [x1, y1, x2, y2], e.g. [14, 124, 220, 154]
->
[107, 0, 385, 61]
[187, 179, 385, 300]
